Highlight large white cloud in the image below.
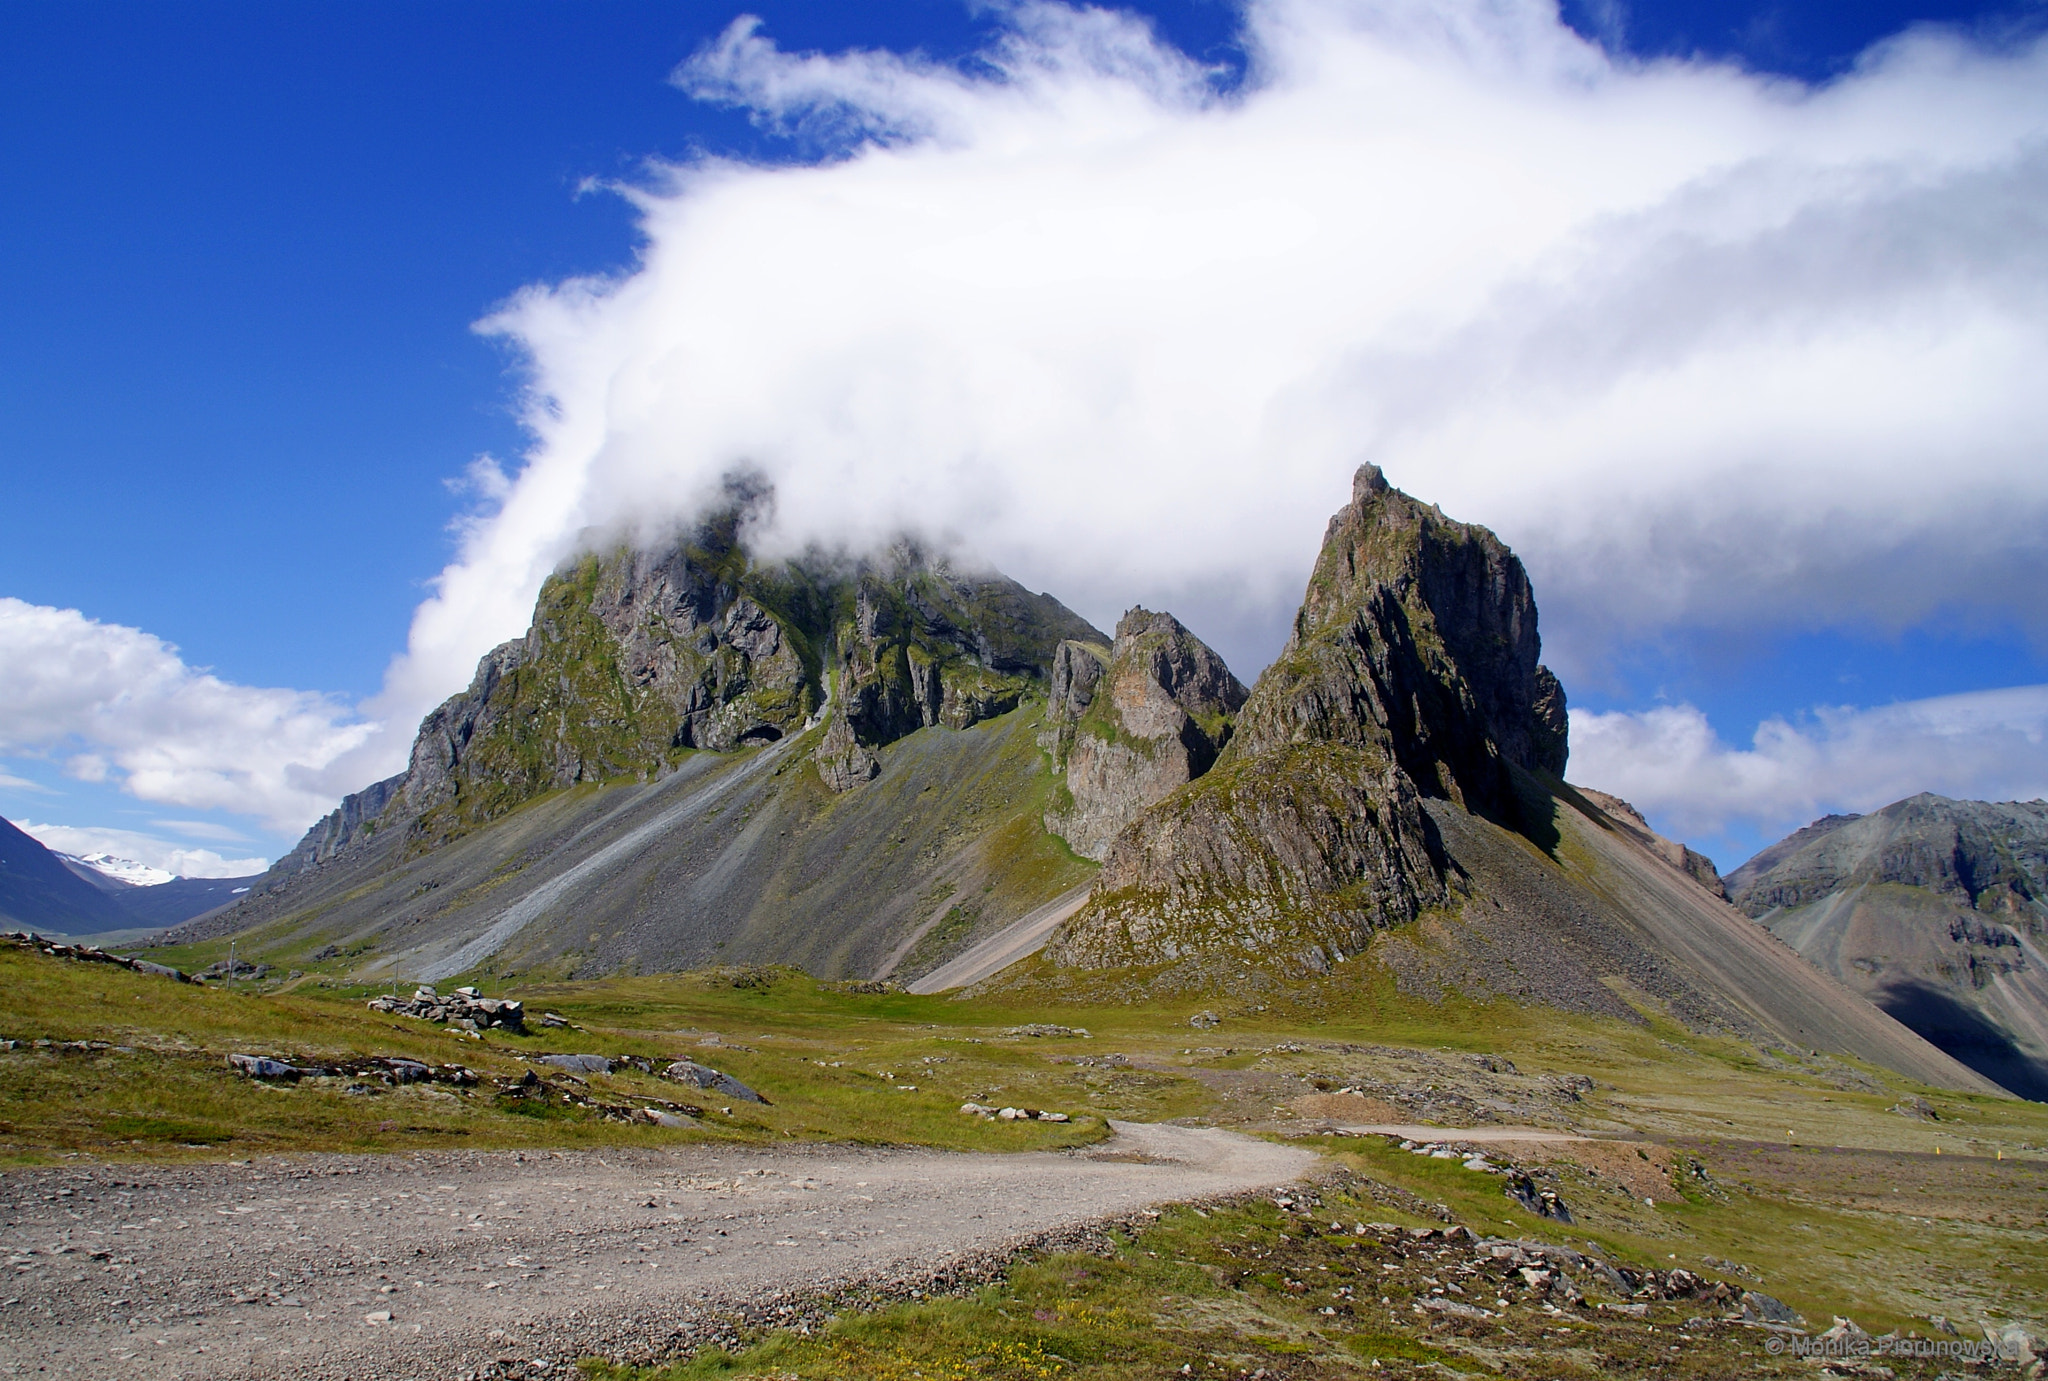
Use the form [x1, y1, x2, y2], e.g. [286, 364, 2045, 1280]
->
[0, 598, 375, 834]
[1569, 686, 2048, 840]
[364, 0, 2048, 747]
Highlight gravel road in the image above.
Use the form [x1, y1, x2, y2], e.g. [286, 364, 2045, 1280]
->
[1, 1123, 1314, 1380]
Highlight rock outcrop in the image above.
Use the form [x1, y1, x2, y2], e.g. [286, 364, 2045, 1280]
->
[1047, 465, 1569, 979]
[1041, 608, 1249, 861]
[823, 544, 1101, 788]
[1728, 793, 2048, 1100]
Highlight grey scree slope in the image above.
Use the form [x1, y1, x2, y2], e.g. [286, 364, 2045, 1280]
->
[415, 735, 800, 982]
[0, 1123, 1314, 1381]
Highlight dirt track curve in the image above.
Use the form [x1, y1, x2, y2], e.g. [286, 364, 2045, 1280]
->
[1, 1122, 1316, 1380]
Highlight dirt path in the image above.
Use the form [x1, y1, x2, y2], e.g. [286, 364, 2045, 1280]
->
[0, 1122, 1314, 1380]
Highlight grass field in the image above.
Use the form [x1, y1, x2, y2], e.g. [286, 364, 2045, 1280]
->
[3, 937, 2044, 1376]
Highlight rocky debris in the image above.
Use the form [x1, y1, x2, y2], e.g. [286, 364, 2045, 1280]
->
[1574, 788, 1726, 898]
[535, 1011, 573, 1029]
[1003, 1023, 1091, 1038]
[2, 931, 194, 982]
[494, 1067, 705, 1124]
[663, 1060, 768, 1103]
[1891, 1095, 1941, 1120]
[367, 984, 526, 1033]
[1050, 465, 1569, 980]
[199, 957, 272, 982]
[959, 1103, 1071, 1122]
[227, 1052, 480, 1086]
[1504, 1170, 1573, 1223]
[1189, 1011, 1220, 1029]
[1041, 607, 1249, 860]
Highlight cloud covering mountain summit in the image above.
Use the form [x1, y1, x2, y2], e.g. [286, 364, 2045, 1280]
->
[377, 0, 2048, 776]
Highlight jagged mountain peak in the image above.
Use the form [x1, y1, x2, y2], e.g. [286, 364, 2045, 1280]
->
[1242, 463, 1567, 812]
[1047, 464, 1571, 978]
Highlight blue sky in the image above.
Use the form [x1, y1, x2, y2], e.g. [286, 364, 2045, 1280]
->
[2, 0, 2045, 877]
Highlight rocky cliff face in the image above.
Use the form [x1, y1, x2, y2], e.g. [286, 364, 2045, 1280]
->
[1039, 608, 1248, 861]
[271, 489, 1104, 874]
[1728, 794, 2048, 1100]
[1047, 465, 1569, 979]
[827, 545, 1099, 779]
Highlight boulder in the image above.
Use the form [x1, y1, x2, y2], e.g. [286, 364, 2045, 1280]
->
[540, 1053, 611, 1076]
[662, 1060, 768, 1103]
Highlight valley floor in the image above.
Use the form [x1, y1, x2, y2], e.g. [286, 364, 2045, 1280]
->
[3, 944, 2045, 1378]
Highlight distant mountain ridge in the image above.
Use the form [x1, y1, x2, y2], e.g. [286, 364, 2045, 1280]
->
[1729, 794, 2048, 1100]
[0, 816, 257, 937]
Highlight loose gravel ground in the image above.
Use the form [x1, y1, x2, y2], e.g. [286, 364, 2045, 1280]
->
[0, 1122, 1314, 1380]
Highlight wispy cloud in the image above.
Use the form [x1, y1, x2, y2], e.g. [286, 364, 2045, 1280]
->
[0, 598, 375, 833]
[0, 772, 54, 793]
[1568, 685, 2048, 839]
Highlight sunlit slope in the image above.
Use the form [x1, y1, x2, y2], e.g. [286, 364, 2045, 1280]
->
[192, 704, 1091, 986]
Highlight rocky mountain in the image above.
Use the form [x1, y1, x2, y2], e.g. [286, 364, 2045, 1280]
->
[1728, 794, 2048, 1100]
[1003, 466, 1992, 1098]
[0, 815, 133, 934]
[172, 468, 1999, 1100]
[343, 488, 1101, 854]
[60, 852, 176, 888]
[169, 489, 1109, 984]
[1040, 608, 1249, 861]
[1046, 464, 1567, 977]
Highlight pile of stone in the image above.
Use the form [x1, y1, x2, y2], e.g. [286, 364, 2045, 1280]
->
[366, 984, 526, 1033]
[959, 1102, 1071, 1123]
[227, 1052, 479, 1086]
[4, 931, 191, 982]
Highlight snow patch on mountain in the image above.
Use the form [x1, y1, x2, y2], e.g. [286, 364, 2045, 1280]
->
[58, 852, 177, 887]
